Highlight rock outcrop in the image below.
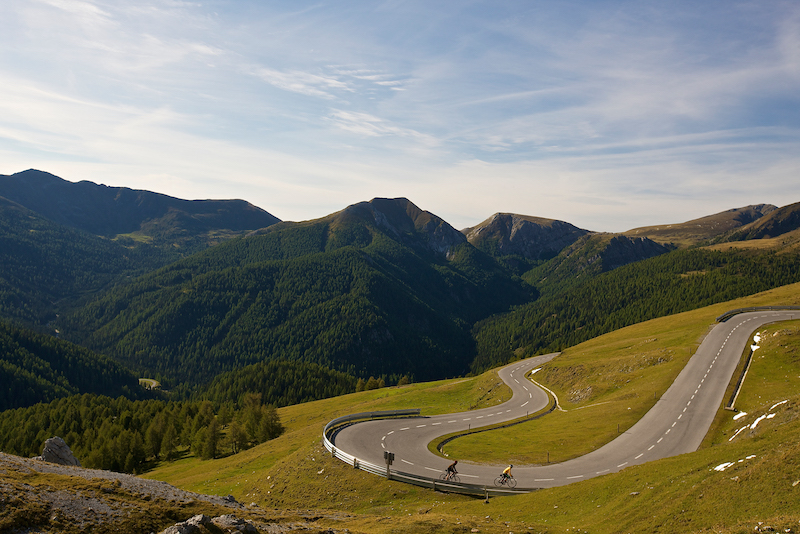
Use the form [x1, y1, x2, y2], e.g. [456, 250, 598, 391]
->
[463, 213, 589, 261]
[34, 436, 81, 467]
[159, 514, 259, 534]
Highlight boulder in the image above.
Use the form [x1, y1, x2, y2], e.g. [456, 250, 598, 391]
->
[158, 514, 259, 534]
[212, 515, 259, 533]
[34, 437, 81, 467]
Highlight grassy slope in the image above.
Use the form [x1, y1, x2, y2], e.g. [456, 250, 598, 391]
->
[145, 282, 800, 533]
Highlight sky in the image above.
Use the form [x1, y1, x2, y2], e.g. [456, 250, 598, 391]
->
[1, 0, 799, 232]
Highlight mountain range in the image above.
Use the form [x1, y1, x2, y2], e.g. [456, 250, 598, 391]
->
[2, 169, 800, 405]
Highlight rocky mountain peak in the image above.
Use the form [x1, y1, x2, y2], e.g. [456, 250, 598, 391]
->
[463, 212, 589, 260]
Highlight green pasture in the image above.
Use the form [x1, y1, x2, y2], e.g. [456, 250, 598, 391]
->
[144, 282, 800, 533]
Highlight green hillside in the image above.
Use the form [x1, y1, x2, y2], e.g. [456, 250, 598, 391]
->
[0, 319, 146, 411]
[138, 283, 800, 534]
[0, 170, 280, 330]
[0, 197, 174, 326]
[472, 247, 800, 373]
[58, 198, 534, 386]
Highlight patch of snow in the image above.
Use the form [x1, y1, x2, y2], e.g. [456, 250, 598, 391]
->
[733, 412, 748, 420]
[729, 426, 748, 441]
[750, 414, 767, 430]
[714, 462, 735, 472]
[767, 413, 776, 420]
[751, 344, 760, 351]
[770, 400, 787, 410]
[530, 368, 541, 375]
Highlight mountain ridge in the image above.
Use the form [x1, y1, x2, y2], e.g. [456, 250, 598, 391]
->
[0, 169, 280, 245]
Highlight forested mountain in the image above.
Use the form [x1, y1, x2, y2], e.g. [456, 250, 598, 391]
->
[0, 197, 174, 326]
[4, 167, 800, 485]
[3, 167, 800, 421]
[472, 247, 800, 372]
[0, 170, 279, 248]
[57, 198, 535, 386]
[0, 170, 281, 330]
[0, 319, 147, 411]
[521, 233, 672, 297]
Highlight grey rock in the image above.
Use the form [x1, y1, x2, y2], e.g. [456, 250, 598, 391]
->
[212, 514, 259, 533]
[34, 437, 81, 467]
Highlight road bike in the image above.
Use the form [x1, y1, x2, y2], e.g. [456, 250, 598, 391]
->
[493, 474, 517, 488]
[439, 472, 460, 483]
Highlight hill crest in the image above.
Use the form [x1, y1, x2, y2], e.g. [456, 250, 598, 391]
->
[0, 169, 280, 238]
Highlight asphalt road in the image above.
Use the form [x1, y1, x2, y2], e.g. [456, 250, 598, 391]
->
[332, 310, 797, 489]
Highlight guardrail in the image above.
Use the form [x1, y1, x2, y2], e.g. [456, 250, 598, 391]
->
[716, 306, 800, 322]
[323, 409, 537, 497]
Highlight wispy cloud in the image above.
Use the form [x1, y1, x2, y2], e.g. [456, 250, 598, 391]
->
[0, 0, 798, 231]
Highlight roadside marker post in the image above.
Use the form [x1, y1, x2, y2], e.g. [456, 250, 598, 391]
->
[384, 451, 395, 479]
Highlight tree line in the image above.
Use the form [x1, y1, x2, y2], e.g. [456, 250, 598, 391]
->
[0, 392, 283, 474]
[472, 248, 800, 373]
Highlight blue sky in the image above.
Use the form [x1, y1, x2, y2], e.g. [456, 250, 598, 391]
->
[1, 0, 799, 231]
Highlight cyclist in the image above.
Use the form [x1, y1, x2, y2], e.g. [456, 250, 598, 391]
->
[501, 464, 513, 482]
[445, 460, 458, 480]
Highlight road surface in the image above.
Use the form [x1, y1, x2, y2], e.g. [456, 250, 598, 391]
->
[331, 310, 796, 488]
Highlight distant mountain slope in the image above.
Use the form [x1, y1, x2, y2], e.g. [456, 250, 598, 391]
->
[462, 213, 589, 271]
[0, 319, 146, 411]
[724, 201, 800, 241]
[472, 247, 800, 372]
[623, 204, 776, 246]
[522, 233, 672, 296]
[0, 197, 173, 326]
[59, 198, 534, 386]
[0, 170, 280, 250]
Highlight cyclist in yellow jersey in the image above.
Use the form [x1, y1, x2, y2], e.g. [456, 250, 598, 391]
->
[502, 464, 513, 480]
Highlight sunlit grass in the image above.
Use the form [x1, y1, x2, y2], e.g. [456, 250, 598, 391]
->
[142, 281, 800, 533]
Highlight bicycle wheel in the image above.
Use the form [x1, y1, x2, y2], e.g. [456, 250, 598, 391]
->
[450, 474, 460, 483]
[507, 477, 517, 488]
[439, 473, 449, 481]
[494, 476, 505, 487]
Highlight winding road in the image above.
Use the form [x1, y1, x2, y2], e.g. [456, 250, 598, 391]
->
[330, 310, 797, 489]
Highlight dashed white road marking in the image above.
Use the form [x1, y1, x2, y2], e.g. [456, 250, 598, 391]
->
[401, 459, 413, 465]
[635, 453, 644, 459]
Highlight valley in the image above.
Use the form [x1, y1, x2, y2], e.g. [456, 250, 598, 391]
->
[2, 170, 800, 532]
